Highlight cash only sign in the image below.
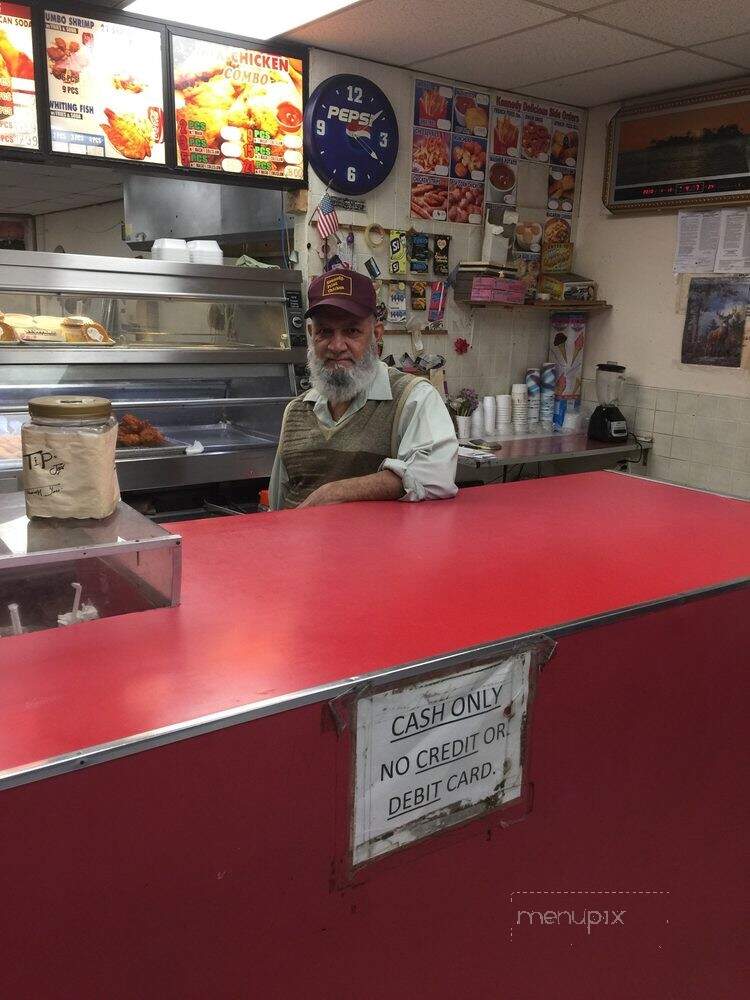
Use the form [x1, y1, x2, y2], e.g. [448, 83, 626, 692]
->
[352, 643, 550, 865]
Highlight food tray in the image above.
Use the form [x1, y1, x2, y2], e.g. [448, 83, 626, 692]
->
[163, 423, 276, 451]
[116, 437, 187, 460]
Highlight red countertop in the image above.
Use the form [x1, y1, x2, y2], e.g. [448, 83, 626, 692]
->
[1, 472, 749, 780]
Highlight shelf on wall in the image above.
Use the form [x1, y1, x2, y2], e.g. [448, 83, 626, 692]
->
[455, 300, 612, 313]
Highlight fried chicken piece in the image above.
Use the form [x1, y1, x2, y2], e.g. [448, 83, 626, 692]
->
[119, 413, 146, 433]
[139, 426, 167, 446]
[117, 431, 141, 447]
[182, 76, 238, 111]
[101, 108, 152, 160]
[117, 413, 166, 447]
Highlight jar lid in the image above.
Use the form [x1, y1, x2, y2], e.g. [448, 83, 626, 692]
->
[28, 395, 112, 419]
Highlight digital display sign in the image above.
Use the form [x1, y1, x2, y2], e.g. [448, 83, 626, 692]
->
[44, 8, 165, 164]
[171, 33, 303, 181]
[0, 3, 38, 151]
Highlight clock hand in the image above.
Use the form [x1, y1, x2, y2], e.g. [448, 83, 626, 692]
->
[351, 133, 382, 163]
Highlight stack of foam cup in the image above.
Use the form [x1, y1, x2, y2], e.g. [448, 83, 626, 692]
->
[511, 383, 529, 434]
[495, 394, 512, 432]
[540, 363, 556, 428]
[482, 395, 496, 437]
[470, 406, 483, 439]
[525, 368, 541, 426]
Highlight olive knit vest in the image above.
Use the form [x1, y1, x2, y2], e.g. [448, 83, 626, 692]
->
[279, 368, 422, 509]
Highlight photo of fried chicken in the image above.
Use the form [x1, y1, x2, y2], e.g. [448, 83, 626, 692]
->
[113, 75, 144, 94]
[172, 36, 303, 175]
[101, 108, 152, 160]
[178, 76, 287, 148]
[117, 414, 167, 448]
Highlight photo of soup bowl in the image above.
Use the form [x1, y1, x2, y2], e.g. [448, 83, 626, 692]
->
[488, 161, 516, 200]
[454, 94, 474, 128]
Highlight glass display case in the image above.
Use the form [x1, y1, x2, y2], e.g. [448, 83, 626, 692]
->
[0, 492, 181, 639]
[0, 250, 306, 497]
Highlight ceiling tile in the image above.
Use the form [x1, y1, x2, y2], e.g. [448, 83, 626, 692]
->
[285, 0, 561, 64]
[523, 51, 744, 107]
[412, 18, 668, 89]
[692, 32, 750, 69]
[589, 0, 750, 46]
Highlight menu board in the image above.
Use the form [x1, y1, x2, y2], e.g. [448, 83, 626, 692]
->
[487, 94, 583, 220]
[44, 9, 165, 164]
[171, 34, 304, 180]
[0, 3, 37, 151]
[411, 78, 488, 224]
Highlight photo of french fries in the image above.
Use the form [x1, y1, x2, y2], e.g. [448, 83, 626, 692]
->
[412, 131, 450, 174]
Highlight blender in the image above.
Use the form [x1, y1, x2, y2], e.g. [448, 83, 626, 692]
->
[588, 363, 628, 442]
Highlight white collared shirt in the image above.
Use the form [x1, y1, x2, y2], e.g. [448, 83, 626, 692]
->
[269, 361, 458, 509]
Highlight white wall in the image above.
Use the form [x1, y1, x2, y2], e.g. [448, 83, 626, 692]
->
[296, 49, 554, 398]
[576, 103, 750, 496]
[577, 103, 749, 396]
[35, 200, 132, 257]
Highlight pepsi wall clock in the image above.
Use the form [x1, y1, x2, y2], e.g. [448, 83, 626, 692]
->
[304, 74, 399, 195]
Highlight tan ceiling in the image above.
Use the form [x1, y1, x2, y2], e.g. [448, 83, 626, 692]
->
[284, 0, 750, 106]
[0, 162, 123, 217]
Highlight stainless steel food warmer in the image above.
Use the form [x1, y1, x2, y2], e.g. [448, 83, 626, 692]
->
[0, 250, 306, 495]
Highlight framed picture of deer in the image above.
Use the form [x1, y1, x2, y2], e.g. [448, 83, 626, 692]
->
[604, 85, 750, 213]
[681, 277, 750, 368]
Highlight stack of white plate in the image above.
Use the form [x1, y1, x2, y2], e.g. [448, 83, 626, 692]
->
[152, 238, 189, 263]
[187, 240, 223, 265]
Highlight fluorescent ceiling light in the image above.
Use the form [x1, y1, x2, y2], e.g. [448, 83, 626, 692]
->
[124, 1, 359, 40]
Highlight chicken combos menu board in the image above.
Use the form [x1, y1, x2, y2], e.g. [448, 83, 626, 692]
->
[0, 3, 37, 150]
[487, 93, 582, 218]
[411, 78, 489, 224]
[44, 9, 165, 163]
[171, 34, 304, 179]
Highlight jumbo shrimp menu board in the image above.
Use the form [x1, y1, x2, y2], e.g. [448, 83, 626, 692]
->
[171, 34, 304, 180]
[44, 10, 165, 163]
[487, 94, 583, 219]
[410, 78, 489, 224]
[0, 3, 38, 151]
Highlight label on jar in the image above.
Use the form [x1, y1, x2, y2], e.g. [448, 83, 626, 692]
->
[21, 422, 120, 519]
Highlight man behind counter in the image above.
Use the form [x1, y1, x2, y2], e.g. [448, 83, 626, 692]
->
[269, 269, 458, 510]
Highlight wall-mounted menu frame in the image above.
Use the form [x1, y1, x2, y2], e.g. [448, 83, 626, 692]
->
[0, 2, 40, 156]
[41, 3, 169, 169]
[168, 26, 307, 188]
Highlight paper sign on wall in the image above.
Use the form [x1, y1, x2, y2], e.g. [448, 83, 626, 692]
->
[352, 650, 533, 865]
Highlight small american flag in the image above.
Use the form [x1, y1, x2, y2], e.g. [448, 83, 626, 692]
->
[315, 192, 340, 240]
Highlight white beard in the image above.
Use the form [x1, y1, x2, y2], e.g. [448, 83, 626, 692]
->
[307, 335, 379, 405]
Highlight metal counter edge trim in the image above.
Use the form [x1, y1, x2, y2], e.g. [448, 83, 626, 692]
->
[1, 575, 748, 792]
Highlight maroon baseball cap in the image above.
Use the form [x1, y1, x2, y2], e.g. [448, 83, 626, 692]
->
[305, 268, 377, 319]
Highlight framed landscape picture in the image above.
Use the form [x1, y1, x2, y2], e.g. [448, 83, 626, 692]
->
[604, 85, 750, 212]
